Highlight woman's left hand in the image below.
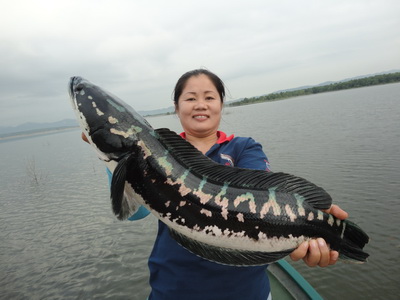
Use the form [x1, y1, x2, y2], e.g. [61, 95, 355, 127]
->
[289, 204, 349, 267]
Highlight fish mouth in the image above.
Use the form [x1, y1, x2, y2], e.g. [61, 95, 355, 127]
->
[68, 76, 81, 106]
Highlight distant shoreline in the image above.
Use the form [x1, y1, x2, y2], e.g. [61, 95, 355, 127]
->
[228, 72, 400, 107]
[0, 126, 79, 141]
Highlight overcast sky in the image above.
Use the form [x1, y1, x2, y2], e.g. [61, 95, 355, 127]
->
[0, 0, 399, 127]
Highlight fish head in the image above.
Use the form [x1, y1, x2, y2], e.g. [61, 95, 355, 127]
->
[69, 76, 152, 162]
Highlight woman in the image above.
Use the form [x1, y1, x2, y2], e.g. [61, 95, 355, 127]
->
[97, 69, 348, 299]
[146, 69, 348, 300]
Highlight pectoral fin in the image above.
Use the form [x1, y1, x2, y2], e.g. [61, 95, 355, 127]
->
[111, 153, 140, 220]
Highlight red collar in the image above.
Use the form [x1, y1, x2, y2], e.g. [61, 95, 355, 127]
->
[179, 131, 234, 144]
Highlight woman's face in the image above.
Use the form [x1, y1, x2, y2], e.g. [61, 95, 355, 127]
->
[175, 74, 223, 138]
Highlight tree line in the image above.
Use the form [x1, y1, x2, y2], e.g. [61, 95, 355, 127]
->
[228, 72, 400, 107]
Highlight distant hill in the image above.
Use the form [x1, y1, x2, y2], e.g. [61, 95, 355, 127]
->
[273, 69, 400, 94]
[229, 70, 400, 107]
[0, 109, 175, 137]
[0, 106, 178, 137]
[0, 119, 78, 137]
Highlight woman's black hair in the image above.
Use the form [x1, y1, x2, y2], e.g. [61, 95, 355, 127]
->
[173, 69, 225, 106]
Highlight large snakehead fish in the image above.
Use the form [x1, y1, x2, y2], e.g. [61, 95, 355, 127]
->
[68, 76, 369, 266]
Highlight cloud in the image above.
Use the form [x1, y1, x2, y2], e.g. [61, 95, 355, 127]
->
[0, 0, 399, 126]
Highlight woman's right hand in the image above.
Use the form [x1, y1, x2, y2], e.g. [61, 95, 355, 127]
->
[290, 204, 348, 267]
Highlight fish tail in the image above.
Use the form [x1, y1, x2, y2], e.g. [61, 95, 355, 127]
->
[339, 220, 370, 263]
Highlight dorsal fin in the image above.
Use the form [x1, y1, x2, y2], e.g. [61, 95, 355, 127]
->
[154, 128, 332, 210]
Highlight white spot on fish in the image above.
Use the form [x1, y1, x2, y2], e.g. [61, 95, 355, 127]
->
[221, 208, 229, 220]
[96, 108, 104, 116]
[178, 185, 192, 196]
[285, 204, 297, 222]
[88, 95, 93, 99]
[165, 201, 170, 207]
[165, 169, 193, 196]
[110, 126, 141, 139]
[179, 201, 186, 207]
[138, 141, 152, 158]
[233, 192, 257, 214]
[237, 213, 244, 222]
[166, 177, 191, 196]
[317, 210, 324, 221]
[200, 209, 212, 217]
[108, 116, 118, 124]
[336, 219, 341, 227]
[260, 188, 281, 218]
[194, 189, 213, 204]
[307, 212, 314, 221]
[328, 214, 334, 226]
[193, 177, 213, 204]
[258, 231, 267, 240]
[215, 184, 229, 220]
[90, 101, 103, 116]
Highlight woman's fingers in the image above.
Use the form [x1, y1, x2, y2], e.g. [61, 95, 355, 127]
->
[290, 241, 309, 261]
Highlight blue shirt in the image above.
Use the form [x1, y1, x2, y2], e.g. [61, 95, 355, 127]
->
[146, 132, 272, 300]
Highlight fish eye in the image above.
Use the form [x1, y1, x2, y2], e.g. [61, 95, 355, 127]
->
[76, 83, 84, 92]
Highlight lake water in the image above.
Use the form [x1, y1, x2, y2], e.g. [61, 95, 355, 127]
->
[1, 83, 399, 299]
